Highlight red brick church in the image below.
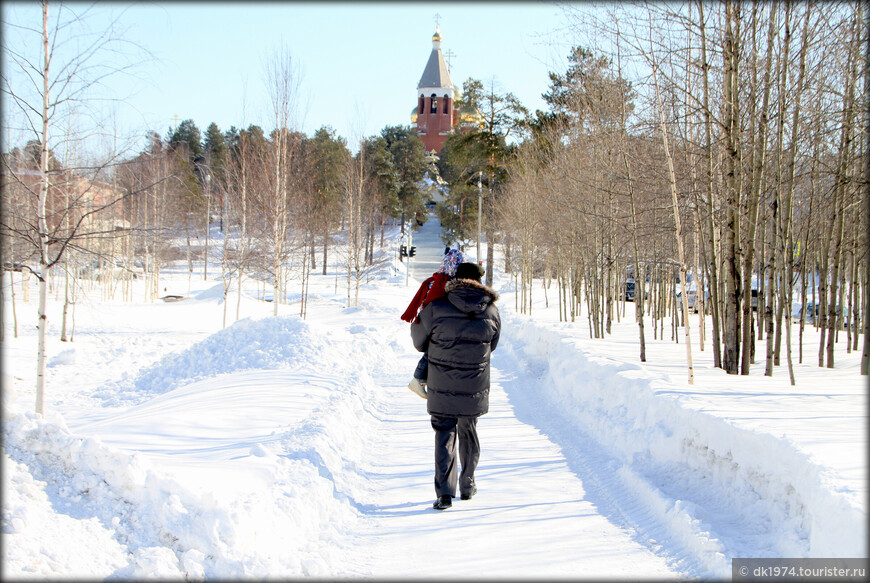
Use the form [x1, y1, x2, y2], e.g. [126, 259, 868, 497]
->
[413, 27, 459, 154]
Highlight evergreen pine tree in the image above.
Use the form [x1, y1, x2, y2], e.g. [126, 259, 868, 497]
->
[167, 119, 204, 160]
[380, 125, 427, 230]
[204, 122, 228, 190]
[438, 78, 527, 284]
[204, 123, 227, 168]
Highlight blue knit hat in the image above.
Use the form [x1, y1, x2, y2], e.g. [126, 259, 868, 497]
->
[437, 249, 465, 276]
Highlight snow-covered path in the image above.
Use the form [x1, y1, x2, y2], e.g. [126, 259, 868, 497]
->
[338, 336, 676, 579]
[352, 217, 673, 576]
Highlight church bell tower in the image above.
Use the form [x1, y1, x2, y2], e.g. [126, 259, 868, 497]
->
[415, 26, 456, 154]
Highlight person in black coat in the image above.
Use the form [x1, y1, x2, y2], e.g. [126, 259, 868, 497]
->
[410, 262, 501, 510]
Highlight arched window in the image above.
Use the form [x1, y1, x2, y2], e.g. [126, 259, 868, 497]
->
[430, 93, 438, 114]
[419, 96, 424, 114]
[443, 94, 449, 114]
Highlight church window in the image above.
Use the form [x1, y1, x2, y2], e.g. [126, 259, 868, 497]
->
[430, 94, 437, 114]
[419, 96, 424, 114]
[443, 94, 449, 114]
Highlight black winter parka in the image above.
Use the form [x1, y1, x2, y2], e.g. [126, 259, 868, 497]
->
[411, 278, 501, 417]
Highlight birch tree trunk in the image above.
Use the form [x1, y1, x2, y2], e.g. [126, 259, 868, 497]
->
[742, 3, 777, 375]
[236, 138, 249, 323]
[722, 0, 743, 374]
[778, 4, 813, 385]
[35, 0, 52, 416]
[649, 50, 693, 382]
[863, 30, 870, 375]
[624, 149, 646, 361]
[697, 0, 723, 369]
[825, 9, 859, 368]
[267, 49, 298, 316]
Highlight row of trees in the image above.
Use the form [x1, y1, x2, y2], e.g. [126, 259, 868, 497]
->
[3, 116, 433, 311]
[487, 1, 868, 381]
[1, 2, 434, 415]
[3, 110, 432, 412]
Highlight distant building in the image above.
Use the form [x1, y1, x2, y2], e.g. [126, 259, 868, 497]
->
[1, 161, 128, 264]
[410, 26, 484, 161]
[422, 181, 448, 204]
[412, 27, 458, 154]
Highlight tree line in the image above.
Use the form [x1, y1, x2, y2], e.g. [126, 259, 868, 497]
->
[2, 1, 867, 417]
[1, 3, 437, 414]
[480, 1, 867, 382]
[2, 117, 433, 311]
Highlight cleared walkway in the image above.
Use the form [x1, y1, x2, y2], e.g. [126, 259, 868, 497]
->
[341, 213, 679, 578]
[407, 213, 449, 283]
[342, 358, 679, 578]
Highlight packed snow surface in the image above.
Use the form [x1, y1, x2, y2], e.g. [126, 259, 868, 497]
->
[2, 218, 866, 579]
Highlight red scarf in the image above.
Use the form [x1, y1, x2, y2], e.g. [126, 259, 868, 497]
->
[400, 273, 451, 323]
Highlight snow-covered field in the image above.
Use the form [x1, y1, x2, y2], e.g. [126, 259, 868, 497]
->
[2, 219, 866, 580]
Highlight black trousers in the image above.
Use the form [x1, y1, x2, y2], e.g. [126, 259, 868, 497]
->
[431, 414, 479, 498]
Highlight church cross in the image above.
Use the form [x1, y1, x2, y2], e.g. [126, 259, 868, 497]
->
[434, 13, 441, 27]
[444, 49, 456, 71]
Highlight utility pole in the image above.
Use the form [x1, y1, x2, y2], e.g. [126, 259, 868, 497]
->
[406, 228, 412, 287]
[203, 170, 210, 280]
[477, 172, 483, 262]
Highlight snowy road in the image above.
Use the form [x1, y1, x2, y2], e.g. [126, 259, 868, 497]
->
[357, 216, 674, 576]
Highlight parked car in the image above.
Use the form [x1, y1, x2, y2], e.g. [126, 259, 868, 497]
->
[676, 283, 709, 313]
[622, 279, 636, 302]
[800, 302, 843, 325]
[619, 278, 649, 302]
[620, 279, 649, 302]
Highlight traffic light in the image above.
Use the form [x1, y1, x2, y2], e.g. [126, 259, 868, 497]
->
[409, 246, 417, 257]
[400, 245, 408, 257]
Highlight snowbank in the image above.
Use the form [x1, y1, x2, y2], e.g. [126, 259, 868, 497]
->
[3, 314, 386, 579]
[499, 312, 866, 576]
[91, 315, 330, 407]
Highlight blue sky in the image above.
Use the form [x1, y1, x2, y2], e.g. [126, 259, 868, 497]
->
[3, 1, 587, 153]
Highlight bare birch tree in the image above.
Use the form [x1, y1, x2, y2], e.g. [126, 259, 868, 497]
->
[1, 0, 149, 414]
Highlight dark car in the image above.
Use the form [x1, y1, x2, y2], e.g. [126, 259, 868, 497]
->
[622, 279, 636, 302]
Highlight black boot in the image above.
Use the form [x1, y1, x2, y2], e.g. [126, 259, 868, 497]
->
[433, 495, 452, 510]
[460, 485, 477, 500]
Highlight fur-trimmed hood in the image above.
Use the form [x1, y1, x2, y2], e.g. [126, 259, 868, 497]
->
[445, 278, 500, 301]
[444, 278, 499, 315]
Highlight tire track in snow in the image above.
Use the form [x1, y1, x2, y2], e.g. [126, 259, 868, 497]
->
[494, 312, 861, 578]
[494, 339, 719, 577]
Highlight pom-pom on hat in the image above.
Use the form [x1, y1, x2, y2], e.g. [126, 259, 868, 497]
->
[455, 262, 484, 281]
[437, 249, 465, 276]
